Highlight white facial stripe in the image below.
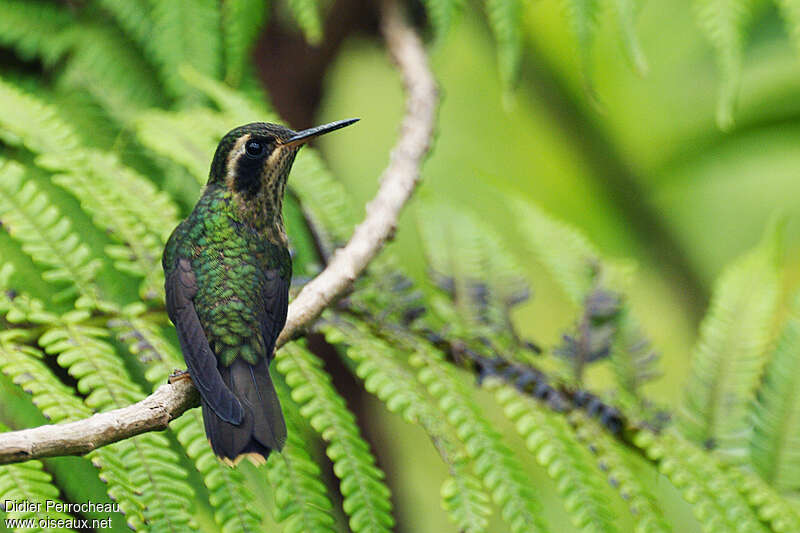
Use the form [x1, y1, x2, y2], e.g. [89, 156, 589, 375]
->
[224, 134, 250, 188]
[266, 144, 283, 168]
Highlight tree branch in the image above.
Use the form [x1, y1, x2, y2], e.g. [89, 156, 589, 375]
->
[0, 0, 437, 466]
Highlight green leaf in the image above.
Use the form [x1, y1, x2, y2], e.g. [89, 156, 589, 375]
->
[321, 316, 495, 532]
[612, 0, 648, 75]
[484, 0, 523, 87]
[146, 0, 222, 102]
[563, 0, 602, 92]
[222, 0, 269, 86]
[679, 223, 782, 459]
[749, 292, 800, 492]
[496, 386, 617, 533]
[0, 159, 102, 306]
[421, 0, 464, 40]
[0, 420, 77, 533]
[633, 430, 773, 533]
[411, 344, 549, 533]
[278, 343, 395, 533]
[512, 198, 601, 305]
[0, 78, 177, 300]
[571, 413, 672, 533]
[267, 420, 338, 533]
[0, 336, 148, 530]
[0, 0, 74, 65]
[693, 0, 755, 129]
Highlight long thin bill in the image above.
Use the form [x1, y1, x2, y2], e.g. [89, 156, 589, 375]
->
[281, 118, 360, 147]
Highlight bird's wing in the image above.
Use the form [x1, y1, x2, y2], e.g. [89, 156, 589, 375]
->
[258, 264, 290, 361]
[166, 257, 244, 425]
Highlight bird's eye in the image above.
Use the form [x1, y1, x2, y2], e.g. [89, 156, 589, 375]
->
[245, 139, 267, 158]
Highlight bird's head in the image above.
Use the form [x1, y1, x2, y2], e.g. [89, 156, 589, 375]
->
[206, 119, 358, 238]
[208, 118, 359, 195]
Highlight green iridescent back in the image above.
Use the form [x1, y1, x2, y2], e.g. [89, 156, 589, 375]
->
[163, 184, 291, 366]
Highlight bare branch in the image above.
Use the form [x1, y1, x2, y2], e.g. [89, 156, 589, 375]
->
[0, 380, 198, 464]
[0, 0, 437, 466]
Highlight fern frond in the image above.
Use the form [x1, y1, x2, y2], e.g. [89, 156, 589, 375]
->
[221, 0, 268, 87]
[570, 412, 672, 533]
[53, 150, 179, 300]
[440, 470, 492, 533]
[513, 198, 661, 395]
[321, 317, 445, 429]
[287, 0, 324, 45]
[634, 430, 772, 533]
[135, 107, 222, 183]
[0, 79, 174, 299]
[111, 308, 264, 533]
[421, 0, 464, 40]
[146, 0, 222, 101]
[0, 421, 77, 532]
[679, 225, 782, 460]
[57, 24, 164, 121]
[693, 0, 754, 129]
[484, 0, 523, 86]
[612, 0, 648, 75]
[563, 0, 602, 90]
[290, 150, 359, 246]
[496, 385, 618, 533]
[0, 0, 74, 66]
[179, 65, 270, 119]
[0, 1, 163, 120]
[512, 198, 600, 305]
[93, 0, 153, 52]
[749, 292, 800, 492]
[417, 202, 529, 348]
[0, 271, 58, 327]
[39, 313, 196, 531]
[267, 418, 338, 533]
[610, 308, 660, 395]
[0, 76, 81, 158]
[172, 413, 263, 533]
[0, 339, 89, 423]
[412, 347, 550, 533]
[278, 342, 395, 533]
[724, 461, 800, 532]
[0, 337, 148, 529]
[0, 160, 102, 307]
[321, 316, 494, 531]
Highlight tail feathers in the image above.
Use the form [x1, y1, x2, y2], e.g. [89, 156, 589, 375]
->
[203, 358, 287, 464]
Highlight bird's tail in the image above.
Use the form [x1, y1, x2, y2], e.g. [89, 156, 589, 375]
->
[203, 357, 286, 465]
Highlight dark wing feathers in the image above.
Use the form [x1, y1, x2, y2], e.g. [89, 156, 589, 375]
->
[259, 266, 290, 362]
[166, 258, 244, 425]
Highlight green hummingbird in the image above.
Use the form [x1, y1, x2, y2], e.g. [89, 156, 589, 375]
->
[163, 118, 359, 465]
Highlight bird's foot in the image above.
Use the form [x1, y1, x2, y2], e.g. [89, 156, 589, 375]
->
[168, 369, 192, 384]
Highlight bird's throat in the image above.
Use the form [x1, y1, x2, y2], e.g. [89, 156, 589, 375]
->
[232, 185, 288, 247]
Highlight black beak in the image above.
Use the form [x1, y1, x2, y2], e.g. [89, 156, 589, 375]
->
[280, 118, 360, 148]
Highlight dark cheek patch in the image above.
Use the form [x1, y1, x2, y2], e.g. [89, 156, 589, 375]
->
[234, 154, 265, 197]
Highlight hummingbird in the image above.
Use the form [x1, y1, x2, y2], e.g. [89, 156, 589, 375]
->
[163, 118, 359, 465]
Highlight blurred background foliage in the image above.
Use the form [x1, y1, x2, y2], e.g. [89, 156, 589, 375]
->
[0, 0, 799, 532]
